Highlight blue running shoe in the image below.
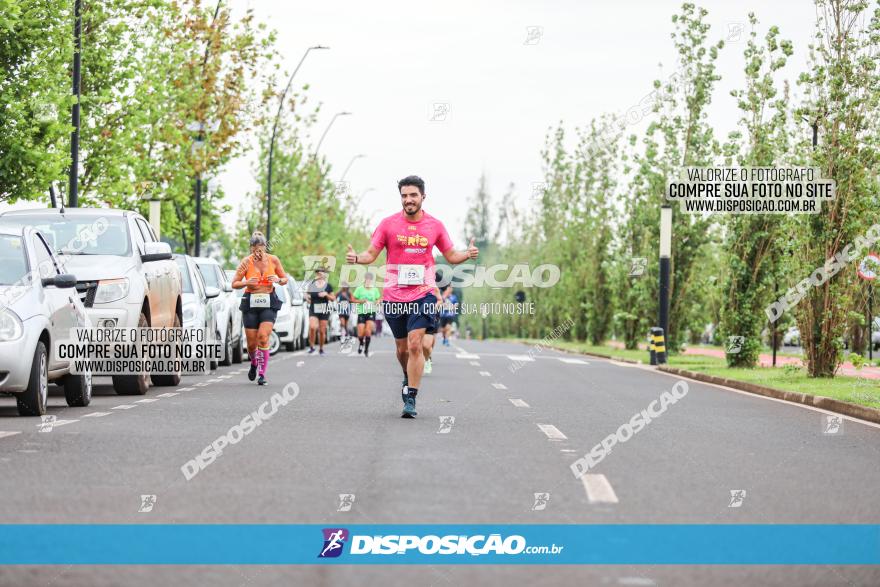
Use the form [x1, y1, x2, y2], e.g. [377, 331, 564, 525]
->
[401, 393, 417, 418]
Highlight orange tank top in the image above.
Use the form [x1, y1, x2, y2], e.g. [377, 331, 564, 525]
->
[243, 255, 280, 291]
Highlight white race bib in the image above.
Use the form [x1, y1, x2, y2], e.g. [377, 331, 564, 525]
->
[397, 264, 425, 286]
[250, 293, 270, 308]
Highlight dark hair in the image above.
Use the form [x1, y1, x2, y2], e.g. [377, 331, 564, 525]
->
[398, 175, 425, 195]
[249, 231, 267, 248]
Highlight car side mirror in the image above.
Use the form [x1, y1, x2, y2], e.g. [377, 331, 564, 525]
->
[222, 282, 232, 293]
[42, 273, 77, 288]
[205, 286, 221, 299]
[141, 241, 172, 262]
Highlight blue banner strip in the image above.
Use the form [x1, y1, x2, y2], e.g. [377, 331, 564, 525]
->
[0, 525, 877, 565]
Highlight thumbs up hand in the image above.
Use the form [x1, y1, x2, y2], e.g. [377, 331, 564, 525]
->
[346, 244, 358, 264]
[466, 237, 479, 260]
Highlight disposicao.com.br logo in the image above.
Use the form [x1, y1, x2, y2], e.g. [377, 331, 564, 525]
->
[318, 528, 563, 558]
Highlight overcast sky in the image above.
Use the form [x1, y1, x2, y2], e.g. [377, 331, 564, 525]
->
[3, 0, 820, 244]
[215, 0, 817, 245]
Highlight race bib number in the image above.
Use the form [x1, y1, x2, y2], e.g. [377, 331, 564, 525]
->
[398, 264, 425, 286]
[250, 293, 270, 308]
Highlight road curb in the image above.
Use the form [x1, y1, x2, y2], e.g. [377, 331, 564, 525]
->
[657, 366, 880, 425]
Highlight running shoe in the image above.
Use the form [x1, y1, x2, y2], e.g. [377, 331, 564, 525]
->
[308, 347, 316, 354]
[319, 349, 325, 356]
[401, 394, 417, 418]
[257, 375, 266, 386]
[424, 359, 432, 374]
[358, 341, 364, 354]
[248, 363, 257, 381]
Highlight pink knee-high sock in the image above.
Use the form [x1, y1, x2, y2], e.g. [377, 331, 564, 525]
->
[258, 347, 270, 377]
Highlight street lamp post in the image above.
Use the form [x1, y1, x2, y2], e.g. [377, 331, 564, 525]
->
[68, 0, 82, 207]
[187, 120, 218, 257]
[340, 154, 365, 182]
[658, 205, 673, 363]
[314, 111, 352, 157]
[266, 45, 329, 243]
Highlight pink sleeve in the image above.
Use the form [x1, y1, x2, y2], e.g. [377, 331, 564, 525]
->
[435, 221, 454, 253]
[370, 218, 387, 251]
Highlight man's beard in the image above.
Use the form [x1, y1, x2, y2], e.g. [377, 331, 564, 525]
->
[403, 201, 421, 215]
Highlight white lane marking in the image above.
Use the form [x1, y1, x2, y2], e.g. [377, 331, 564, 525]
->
[560, 449, 578, 453]
[581, 474, 619, 504]
[558, 357, 589, 364]
[469, 361, 480, 366]
[491, 383, 507, 390]
[156, 392, 179, 398]
[507, 355, 534, 362]
[112, 404, 137, 410]
[479, 371, 491, 377]
[177, 387, 195, 391]
[456, 353, 480, 360]
[537, 424, 567, 440]
[296, 361, 304, 367]
[35, 419, 78, 429]
[508, 398, 530, 408]
[135, 398, 159, 403]
[218, 375, 232, 379]
[194, 382, 209, 387]
[82, 412, 110, 418]
[207, 378, 221, 383]
[0, 431, 22, 439]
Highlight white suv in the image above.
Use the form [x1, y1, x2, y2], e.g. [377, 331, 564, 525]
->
[194, 257, 243, 365]
[0, 208, 183, 396]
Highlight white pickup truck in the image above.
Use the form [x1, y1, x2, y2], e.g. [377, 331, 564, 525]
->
[0, 208, 183, 395]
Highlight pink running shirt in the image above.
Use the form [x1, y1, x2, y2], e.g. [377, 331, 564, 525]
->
[370, 211, 454, 302]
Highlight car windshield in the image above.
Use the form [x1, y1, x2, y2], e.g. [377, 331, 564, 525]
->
[0, 213, 130, 256]
[0, 236, 28, 285]
[196, 263, 220, 288]
[175, 257, 194, 293]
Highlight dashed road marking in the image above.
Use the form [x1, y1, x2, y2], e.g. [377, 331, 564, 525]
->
[491, 383, 507, 390]
[558, 358, 589, 364]
[35, 419, 78, 429]
[82, 412, 110, 418]
[156, 392, 179, 398]
[194, 382, 209, 387]
[537, 424, 567, 440]
[456, 353, 480, 360]
[507, 355, 534, 362]
[508, 398, 530, 408]
[581, 474, 619, 504]
[479, 371, 491, 377]
[207, 378, 221, 383]
[218, 375, 232, 379]
[469, 361, 480, 366]
[0, 431, 22, 439]
[135, 398, 159, 403]
[177, 387, 195, 391]
[112, 404, 137, 410]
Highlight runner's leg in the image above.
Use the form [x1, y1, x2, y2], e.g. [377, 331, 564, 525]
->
[308, 316, 318, 352]
[256, 321, 273, 380]
[406, 328, 427, 390]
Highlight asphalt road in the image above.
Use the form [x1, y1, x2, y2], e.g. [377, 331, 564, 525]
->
[1, 337, 878, 586]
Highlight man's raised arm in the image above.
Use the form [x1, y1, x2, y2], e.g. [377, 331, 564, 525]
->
[347, 243, 381, 265]
[442, 238, 480, 265]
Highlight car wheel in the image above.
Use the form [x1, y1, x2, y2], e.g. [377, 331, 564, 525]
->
[64, 370, 92, 407]
[114, 312, 151, 395]
[268, 331, 280, 356]
[220, 322, 233, 366]
[232, 329, 244, 363]
[284, 339, 295, 352]
[151, 312, 182, 387]
[17, 341, 48, 416]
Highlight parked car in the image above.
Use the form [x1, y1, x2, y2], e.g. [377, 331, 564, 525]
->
[270, 283, 296, 354]
[0, 226, 93, 415]
[285, 277, 308, 350]
[174, 255, 221, 370]
[195, 257, 243, 365]
[0, 208, 182, 395]
[782, 326, 801, 347]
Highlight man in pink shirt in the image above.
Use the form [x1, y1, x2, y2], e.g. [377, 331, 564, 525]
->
[347, 175, 479, 418]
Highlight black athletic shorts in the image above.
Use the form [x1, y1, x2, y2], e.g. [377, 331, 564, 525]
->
[382, 294, 438, 339]
[440, 316, 454, 327]
[240, 291, 281, 328]
[357, 312, 376, 324]
[310, 312, 329, 321]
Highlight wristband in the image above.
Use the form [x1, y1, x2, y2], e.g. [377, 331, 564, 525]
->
[355, 254, 358, 264]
